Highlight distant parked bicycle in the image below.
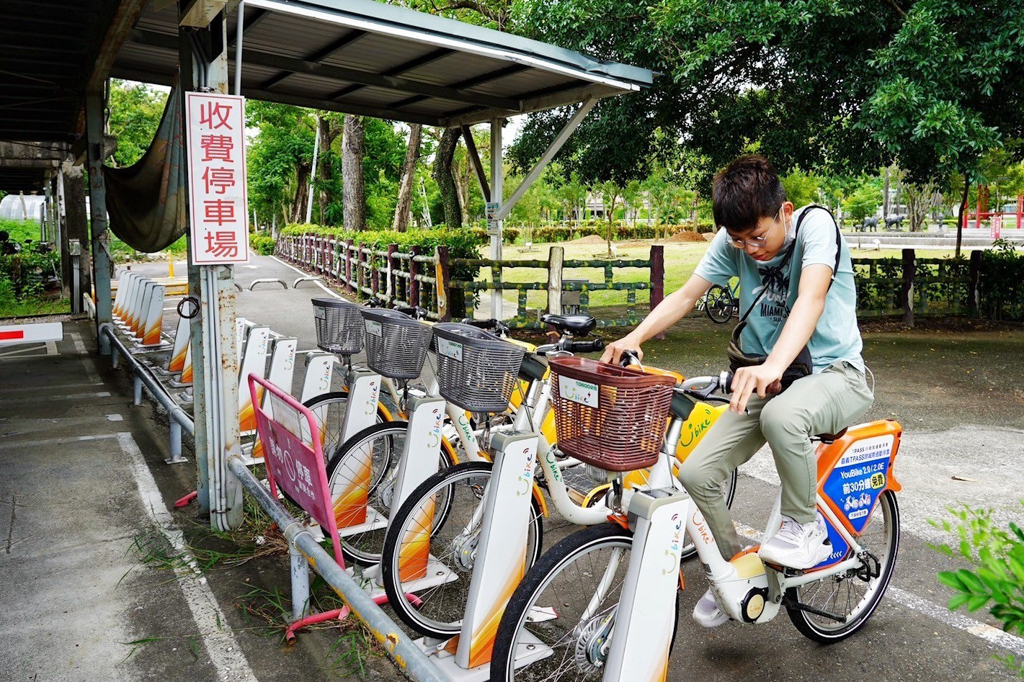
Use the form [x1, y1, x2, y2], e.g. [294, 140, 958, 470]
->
[702, 279, 739, 324]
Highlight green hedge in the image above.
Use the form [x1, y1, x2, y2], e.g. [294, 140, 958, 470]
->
[854, 242, 1024, 320]
[496, 222, 714, 244]
[249, 234, 275, 256]
[279, 224, 484, 259]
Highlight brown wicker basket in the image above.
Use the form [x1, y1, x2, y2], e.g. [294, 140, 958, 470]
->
[548, 356, 676, 472]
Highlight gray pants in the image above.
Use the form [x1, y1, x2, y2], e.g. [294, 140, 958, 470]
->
[677, 361, 874, 561]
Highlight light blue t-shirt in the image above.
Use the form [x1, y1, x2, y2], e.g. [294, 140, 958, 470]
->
[694, 206, 864, 373]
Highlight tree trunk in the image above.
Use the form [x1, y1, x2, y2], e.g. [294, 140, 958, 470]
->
[459, 155, 471, 225]
[392, 123, 421, 232]
[343, 114, 366, 230]
[882, 166, 890, 221]
[291, 164, 310, 223]
[957, 175, 970, 259]
[432, 127, 461, 228]
[316, 117, 331, 225]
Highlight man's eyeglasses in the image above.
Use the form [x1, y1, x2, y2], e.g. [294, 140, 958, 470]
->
[727, 231, 771, 249]
[726, 204, 785, 249]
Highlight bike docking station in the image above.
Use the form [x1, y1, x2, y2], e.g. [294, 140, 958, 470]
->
[310, 298, 382, 446]
[330, 307, 456, 596]
[111, 270, 170, 351]
[247, 374, 390, 639]
[407, 323, 546, 681]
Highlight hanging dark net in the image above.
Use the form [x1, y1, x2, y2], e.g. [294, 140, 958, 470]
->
[104, 84, 187, 253]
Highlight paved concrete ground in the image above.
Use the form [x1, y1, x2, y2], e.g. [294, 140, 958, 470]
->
[2, 252, 1022, 681]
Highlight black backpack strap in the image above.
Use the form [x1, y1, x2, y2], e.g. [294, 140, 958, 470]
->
[736, 205, 835, 324]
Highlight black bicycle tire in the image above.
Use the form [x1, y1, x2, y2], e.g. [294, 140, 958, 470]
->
[704, 284, 734, 324]
[490, 523, 680, 681]
[380, 461, 544, 639]
[325, 421, 456, 566]
[786, 491, 900, 643]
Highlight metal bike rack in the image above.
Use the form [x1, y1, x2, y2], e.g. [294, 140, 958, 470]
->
[248, 278, 287, 291]
[101, 323, 194, 464]
[292, 276, 322, 289]
[226, 455, 447, 682]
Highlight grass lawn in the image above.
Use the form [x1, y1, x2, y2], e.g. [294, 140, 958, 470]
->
[0, 298, 69, 320]
[478, 238, 953, 315]
[0, 219, 41, 243]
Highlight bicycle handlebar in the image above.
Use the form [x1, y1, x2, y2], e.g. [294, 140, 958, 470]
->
[459, 317, 510, 337]
[679, 372, 734, 402]
[534, 337, 605, 356]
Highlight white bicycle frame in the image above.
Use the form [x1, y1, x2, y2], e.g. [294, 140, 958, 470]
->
[604, 473, 884, 681]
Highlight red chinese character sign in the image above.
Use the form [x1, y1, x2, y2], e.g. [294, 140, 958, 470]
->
[186, 93, 250, 265]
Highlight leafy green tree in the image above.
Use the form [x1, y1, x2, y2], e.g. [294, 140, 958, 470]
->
[863, 1, 1024, 253]
[843, 180, 882, 224]
[780, 169, 820, 209]
[108, 80, 167, 168]
[246, 101, 316, 227]
[621, 179, 643, 226]
[509, 0, 897, 187]
[599, 180, 622, 256]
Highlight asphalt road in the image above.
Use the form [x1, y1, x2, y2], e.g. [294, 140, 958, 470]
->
[123, 253, 1024, 681]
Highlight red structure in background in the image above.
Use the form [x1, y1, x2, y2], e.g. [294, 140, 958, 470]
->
[962, 184, 1024, 229]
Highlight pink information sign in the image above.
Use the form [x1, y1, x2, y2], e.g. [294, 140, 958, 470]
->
[248, 374, 343, 563]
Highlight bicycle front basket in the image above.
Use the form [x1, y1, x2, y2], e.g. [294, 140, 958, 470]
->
[361, 308, 432, 380]
[431, 323, 525, 413]
[311, 298, 363, 355]
[548, 356, 675, 472]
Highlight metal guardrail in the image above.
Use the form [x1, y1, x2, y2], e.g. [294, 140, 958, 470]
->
[101, 323, 194, 463]
[226, 456, 447, 682]
[101, 321, 445, 680]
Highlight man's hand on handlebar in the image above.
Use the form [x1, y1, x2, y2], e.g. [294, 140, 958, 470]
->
[728, 364, 783, 414]
[600, 335, 644, 365]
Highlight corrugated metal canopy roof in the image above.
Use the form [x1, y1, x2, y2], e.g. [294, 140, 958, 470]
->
[0, 0, 130, 191]
[113, 0, 653, 127]
[0, 0, 652, 191]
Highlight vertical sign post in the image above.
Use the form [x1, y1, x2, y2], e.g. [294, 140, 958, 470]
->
[185, 91, 248, 531]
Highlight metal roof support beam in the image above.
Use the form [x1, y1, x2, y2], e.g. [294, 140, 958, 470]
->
[181, 0, 232, 28]
[330, 47, 453, 101]
[240, 48, 522, 112]
[490, 118, 503, 319]
[228, 7, 270, 45]
[85, 91, 112, 355]
[497, 96, 596, 221]
[462, 125, 490, 203]
[240, 87, 442, 126]
[263, 30, 368, 91]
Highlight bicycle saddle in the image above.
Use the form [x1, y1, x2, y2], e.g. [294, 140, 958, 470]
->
[815, 427, 848, 444]
[540, 313, 597, 336]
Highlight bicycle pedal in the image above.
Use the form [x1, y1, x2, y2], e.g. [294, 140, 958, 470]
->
[762, 560, 805, 577]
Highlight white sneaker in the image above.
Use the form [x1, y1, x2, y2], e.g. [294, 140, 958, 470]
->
[692, 588, 730, 628]
[758, 516, 832, 569]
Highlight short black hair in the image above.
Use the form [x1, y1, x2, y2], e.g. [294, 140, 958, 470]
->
[711, 155, 786, 232]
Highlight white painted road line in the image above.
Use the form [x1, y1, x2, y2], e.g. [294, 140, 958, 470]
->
[117, 432, 257, 682]
[71, 332, 101, 384]
[888, 587, 1024, 658]
[0, 391, 111, 403]
[270, 255, 341, 298]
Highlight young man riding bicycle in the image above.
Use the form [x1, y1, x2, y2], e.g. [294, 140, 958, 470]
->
[603, 154, 873, 623]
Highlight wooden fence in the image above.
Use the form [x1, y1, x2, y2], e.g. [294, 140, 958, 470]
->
[853, 249, 982, 325]
[276, 234, 665, 329]
[280, 237, 1016, 328]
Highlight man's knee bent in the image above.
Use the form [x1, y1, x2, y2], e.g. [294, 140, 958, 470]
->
[759, 397, 810, 445]
[677, 456, 717, 497]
